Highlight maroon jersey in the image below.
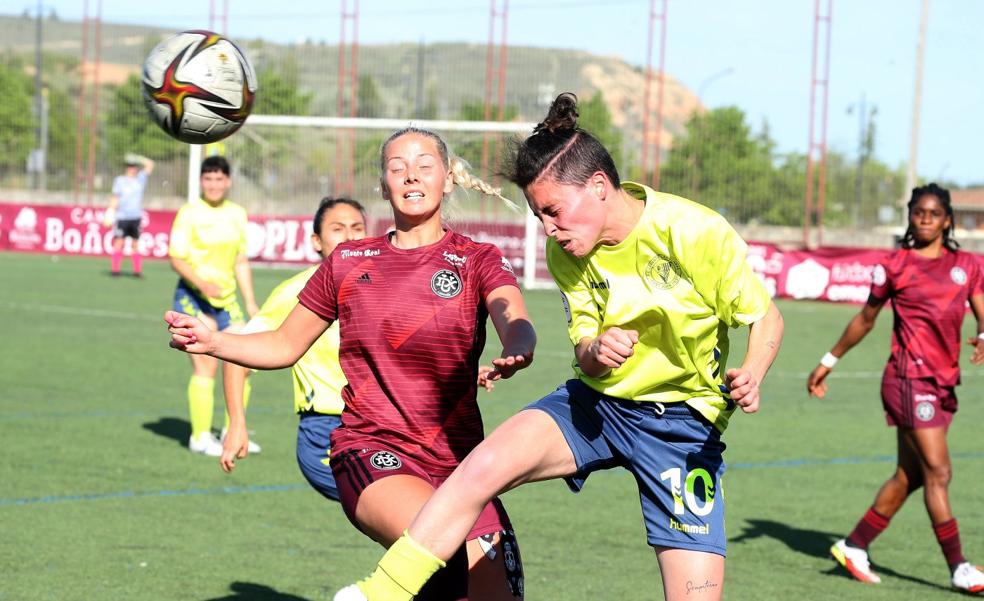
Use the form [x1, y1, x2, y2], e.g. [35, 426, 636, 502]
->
[298, 229, 519, 476]
[870, 248, 982, 386]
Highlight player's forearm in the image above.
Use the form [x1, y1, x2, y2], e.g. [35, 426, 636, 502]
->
[829, 312, 875, 358]
[210, 329, 301, 370]
[222, 362, 249, 426]
[500, 318, 536, 358]
[741, 302, 784, 383]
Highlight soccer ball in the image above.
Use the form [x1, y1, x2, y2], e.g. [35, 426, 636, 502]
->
[141, 30, 257, 144]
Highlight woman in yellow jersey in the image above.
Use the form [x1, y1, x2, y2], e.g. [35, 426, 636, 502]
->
[220, 197, 368, 502]
[336, 93, 785, 601]
[169, 156, 259, 457]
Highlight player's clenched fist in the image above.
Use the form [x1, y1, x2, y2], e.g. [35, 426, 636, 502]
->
[726, 368, 760, 413]
[589, 327, 639, 370]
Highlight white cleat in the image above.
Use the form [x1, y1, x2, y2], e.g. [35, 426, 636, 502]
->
[952, 562, 984, 594]
[220, 428, 262, 454]
[333, 584, 368, 601]
[830, 538, 881, 584]
[188, 432, 224, 457]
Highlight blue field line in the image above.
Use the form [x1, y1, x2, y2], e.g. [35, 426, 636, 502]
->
[4, 451, 984, 508]
[0, 483, 309, 507]
[0, 407, 282, 421]
[730, 450, 984, 470]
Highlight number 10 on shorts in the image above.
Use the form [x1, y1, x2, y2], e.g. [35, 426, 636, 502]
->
[660, 467, 717, 517]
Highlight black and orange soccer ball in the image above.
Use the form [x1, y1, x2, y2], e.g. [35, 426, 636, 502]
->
[141, 30, 257, 144]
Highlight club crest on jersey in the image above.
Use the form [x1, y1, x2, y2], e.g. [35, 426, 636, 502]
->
[431, 269, 462, 298]
[370, 451, 402, 470]
[915, 400, 936, 422]
[950, 266, 967, 285]
[645, 254, 683, 290]
[871, 264, 887, 287]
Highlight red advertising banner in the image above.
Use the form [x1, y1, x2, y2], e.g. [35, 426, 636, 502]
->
[0, 202, 530, 271]
[4, 201, 977, 304]
[746, 243, 892, 304]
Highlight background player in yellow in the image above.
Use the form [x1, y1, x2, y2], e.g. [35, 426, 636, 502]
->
[336, 93, 784, 601]
[169, 156, 259, 456]
[220, 197, 368, 504]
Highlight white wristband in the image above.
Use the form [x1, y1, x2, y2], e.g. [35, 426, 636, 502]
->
[977, 332, 984, 342]
[820, 352, 839, 369]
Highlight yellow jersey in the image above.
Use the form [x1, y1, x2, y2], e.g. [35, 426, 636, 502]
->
[168, 197, 248, 309]
[243, 266, 345, 415]
[547, 182, 771, 431]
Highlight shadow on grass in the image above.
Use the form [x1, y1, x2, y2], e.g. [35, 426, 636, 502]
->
[204, 582, 310, 600]
[731, 518, 950, 591]
[142, 417, 190, 446]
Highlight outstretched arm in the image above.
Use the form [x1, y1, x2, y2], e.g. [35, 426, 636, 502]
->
[807, 296, 886, 398]
[165, 302, 328, 370]
[727, 301, 784, 413]
[485, 285, 535, 380]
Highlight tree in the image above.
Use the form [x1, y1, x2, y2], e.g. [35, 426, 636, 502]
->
[454, 99, 518, 175]
[357, 74, 383, 118]
[660, 107, 781, 224]
[578, 91, 624, 174]
[104, 74, 183, 164]
[0, 61, 35, 180]
[254, 55, 313, 116]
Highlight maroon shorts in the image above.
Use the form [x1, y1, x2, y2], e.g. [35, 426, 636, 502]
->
[880, 374, 957, 429]
[330, 445, 512, 540]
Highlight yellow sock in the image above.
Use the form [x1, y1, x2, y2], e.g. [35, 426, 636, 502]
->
[188, 375, 214, 437]
[223, 378, 251, 431]
[358, 531, 446, 600]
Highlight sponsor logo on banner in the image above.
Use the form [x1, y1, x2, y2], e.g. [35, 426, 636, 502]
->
[786, 259, 831, 299]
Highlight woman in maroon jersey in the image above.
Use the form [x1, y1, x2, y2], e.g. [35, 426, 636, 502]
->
[807, 183, 984, 593]
[165, 127, 535, 600]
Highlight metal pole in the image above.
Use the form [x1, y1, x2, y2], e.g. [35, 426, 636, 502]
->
[905, 0, 929, 201]
[33, 0, 43, 190]
[40, 87, 48, 191]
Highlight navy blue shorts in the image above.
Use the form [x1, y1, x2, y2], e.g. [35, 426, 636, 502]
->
[529, 379, 728, 556]
[296, 413, 342, 502]
[172, 279, 243, 331]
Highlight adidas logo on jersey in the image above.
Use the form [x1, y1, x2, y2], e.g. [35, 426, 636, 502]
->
[357, 272, 372, 284]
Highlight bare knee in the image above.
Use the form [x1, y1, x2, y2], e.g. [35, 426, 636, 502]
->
[457, 445, 514, 496]
[924, 463, 952, 488]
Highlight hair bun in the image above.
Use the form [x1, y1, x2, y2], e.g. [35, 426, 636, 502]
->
[534, 92, 579, 134]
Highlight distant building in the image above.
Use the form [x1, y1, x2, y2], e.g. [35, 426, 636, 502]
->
[951, 189, 984, 231]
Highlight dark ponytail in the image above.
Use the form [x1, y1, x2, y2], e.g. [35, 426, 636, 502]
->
[900, 182, 958, 251]
[506, 92, 620, 189]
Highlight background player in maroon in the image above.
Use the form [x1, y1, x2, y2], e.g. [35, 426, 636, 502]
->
[807, 183, 984, 593]
[165, 127, 534, 600]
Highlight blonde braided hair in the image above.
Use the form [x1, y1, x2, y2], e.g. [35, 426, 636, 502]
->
[449, 157, 522, 213]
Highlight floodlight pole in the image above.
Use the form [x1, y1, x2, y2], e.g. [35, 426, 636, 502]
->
[904, 0, 929, 202]
[803, 0, 832, 248]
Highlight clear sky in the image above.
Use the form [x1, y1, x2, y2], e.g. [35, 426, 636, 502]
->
[9, 0, 983, 186]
